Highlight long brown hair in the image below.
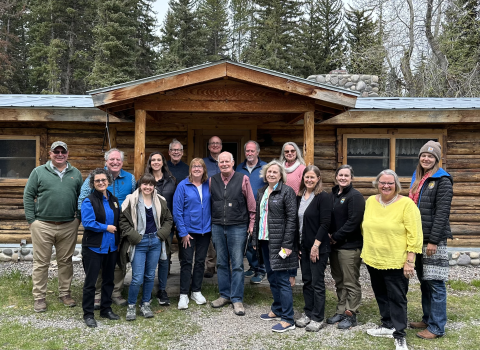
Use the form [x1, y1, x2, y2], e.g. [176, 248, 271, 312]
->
[410, 159, 440, 193]
[298, 165, 323, 196]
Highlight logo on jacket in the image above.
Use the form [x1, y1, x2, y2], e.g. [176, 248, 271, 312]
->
[114, 202, 118, 208]
[340, 198, 346, 204]
[428, 147, 433, 152]
[428, 182, 435, 189]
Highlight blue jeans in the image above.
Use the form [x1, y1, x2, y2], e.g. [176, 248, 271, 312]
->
[128, 233, 161, 305]
[416, 256, 447, 336]
[211, 223, 247, 303]
[246, 238, 266, 274]
[260, 241, 294, 325]
[157, 230, 174, 291]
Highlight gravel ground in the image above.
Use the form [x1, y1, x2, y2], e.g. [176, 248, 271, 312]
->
[1, 261, 480, 350]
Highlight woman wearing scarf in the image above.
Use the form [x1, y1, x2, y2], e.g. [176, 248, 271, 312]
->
[279, 142, 306, 195]
[408, 140, 453, 340]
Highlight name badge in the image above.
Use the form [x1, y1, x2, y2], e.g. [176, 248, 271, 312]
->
[228, 203, 232, 207]
[340, 198, 346, 204]
[428, 182, 435, 189]
[114, 202, 118, 208]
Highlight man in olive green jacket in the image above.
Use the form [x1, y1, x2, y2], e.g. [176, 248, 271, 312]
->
[23, 141, 83, 313]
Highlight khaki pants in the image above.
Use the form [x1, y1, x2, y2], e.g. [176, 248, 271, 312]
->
[94, 264, 125, 299]
[329, 248, 362, 314]
[30, 219, 79, 300]
[205, 238, 217, 270]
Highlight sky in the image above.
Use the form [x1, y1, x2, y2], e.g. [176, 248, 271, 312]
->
[153, 1, 169, 25]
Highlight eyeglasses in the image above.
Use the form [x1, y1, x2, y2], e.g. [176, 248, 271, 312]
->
[209, 142, 222, 146]
[284, 150, 296, 154]
[379, 182, 395, 186]
[52, 150, 67, 155]
[170, 148, 183, 153]
[94, 178, 108, 184]
[192, 165, 203, 169]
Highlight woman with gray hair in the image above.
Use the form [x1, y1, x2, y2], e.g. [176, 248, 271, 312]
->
[81, 168, 121, 328]
[252, 160, 298, 333]
[362, 169, 423, 350]
[279, 142, 306, 195]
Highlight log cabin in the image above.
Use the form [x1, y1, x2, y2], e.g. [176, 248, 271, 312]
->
[1, 61, 480, 247]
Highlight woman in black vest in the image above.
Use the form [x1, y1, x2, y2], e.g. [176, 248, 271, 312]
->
[81, 168, 121, 328]
[252, 160, 298, 333]
[144, 152, 177, 306]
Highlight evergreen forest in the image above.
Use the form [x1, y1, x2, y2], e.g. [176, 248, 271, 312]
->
[0, 0, 479, 97]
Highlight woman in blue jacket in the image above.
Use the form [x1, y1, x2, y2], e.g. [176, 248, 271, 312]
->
[173, 158, 212, 310]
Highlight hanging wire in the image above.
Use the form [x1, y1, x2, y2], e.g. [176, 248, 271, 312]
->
[101, 111, 111, 153]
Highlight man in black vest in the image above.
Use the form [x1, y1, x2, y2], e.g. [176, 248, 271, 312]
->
[210, 152, 256, 316]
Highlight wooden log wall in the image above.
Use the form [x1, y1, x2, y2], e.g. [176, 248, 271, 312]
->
[0, 121, 187, 244]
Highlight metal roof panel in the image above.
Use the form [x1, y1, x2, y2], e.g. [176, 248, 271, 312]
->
[355, 97, 480, 110]
[0, 95, 95, 108]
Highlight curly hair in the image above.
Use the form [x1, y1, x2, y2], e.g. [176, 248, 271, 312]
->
[88, 168, 113, 189]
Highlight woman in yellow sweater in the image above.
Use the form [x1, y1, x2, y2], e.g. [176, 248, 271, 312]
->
[361, 169, 423, 350]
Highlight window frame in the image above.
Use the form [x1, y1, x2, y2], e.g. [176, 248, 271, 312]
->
[0, 135, 41, 182]
[338, 128, 446, 181]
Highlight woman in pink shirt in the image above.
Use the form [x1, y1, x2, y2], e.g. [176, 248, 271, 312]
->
[279, 142, 306, 195]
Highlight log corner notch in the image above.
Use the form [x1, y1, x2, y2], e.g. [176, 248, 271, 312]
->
[303, 111, 315, 165]
[134, 109, 147, 179]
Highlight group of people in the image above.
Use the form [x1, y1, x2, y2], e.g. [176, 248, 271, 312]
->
[23, 137, 452, 350]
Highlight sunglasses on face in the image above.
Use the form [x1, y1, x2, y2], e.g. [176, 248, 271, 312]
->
[52, 150, 68, 155]
[284, 150, 296, 154]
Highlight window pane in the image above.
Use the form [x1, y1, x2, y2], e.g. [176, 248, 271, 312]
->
[0, 139, 37, 178]
[396, 138, 438, 177]
[347, 138, 389, 176]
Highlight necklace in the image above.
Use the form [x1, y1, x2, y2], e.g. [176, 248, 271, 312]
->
[379, 194, 398, 208]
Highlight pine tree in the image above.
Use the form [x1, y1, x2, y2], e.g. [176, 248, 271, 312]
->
[315, 0, 345, 74]
[86, 0, 139, 89]
[246, 0, 304, 75]
[157, 0, 208, 73]
[344, 5, 384, 76]
[230, 0, 253, 62]
[198, 0, 230, 62]
[134, 0, 160, 79]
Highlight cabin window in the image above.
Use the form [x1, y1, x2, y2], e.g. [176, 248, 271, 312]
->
[340, 130, 444, 178]
[0, 136, 40, 179]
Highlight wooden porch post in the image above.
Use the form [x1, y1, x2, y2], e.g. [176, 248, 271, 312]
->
[134, 109, 146, 179]
[303, 111, 315, 165]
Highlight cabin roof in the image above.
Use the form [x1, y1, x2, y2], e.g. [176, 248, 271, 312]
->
[87, 60, 359, 97]
[356, 97, 480, 110]
[0, 94, 94, 108]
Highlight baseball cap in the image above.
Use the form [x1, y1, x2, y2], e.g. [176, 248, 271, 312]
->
[50, 141, 68, 151]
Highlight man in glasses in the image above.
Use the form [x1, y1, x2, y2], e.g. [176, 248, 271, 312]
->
[77, 148, 136, 308]
[203, 136, 223, 278]
[167, 139, 189, 181]
[24, 141, 83, 313]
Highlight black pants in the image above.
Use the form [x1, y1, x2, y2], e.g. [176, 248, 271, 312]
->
[367, 265, 409, 339]
[82, 247, 118, 319]
[179, 232, 211, 294]
[300, 246, 329, 322]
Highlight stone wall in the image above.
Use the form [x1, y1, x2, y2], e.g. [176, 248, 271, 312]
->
[307, 73, 380, 97]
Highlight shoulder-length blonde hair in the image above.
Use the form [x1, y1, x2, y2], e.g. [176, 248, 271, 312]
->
[188, 158, 208, 183]
[260, 159, 287, 184]
[298, 165, 323, 196]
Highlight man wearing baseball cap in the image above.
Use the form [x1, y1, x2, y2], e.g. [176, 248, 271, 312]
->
[24, 141, 83, 313]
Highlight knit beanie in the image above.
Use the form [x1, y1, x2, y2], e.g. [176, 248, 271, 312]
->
[418, 140, 441, 161]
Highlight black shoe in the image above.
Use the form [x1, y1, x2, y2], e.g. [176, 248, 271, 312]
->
[156, 290, 170, 306]
[326, 313, 345, 324]
[84, 317, 97, 328]
[337, 311, 357, 329]
[100, 311, 120, 320]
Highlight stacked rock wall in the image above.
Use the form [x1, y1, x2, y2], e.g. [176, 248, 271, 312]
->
[307, 73, 380, 97]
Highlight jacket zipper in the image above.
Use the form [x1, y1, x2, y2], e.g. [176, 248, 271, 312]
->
[223, 183, 227, 225]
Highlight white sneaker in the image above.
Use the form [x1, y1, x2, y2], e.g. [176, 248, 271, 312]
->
[394, 337, 409, 350]
[367, 326, 395, 338]
[178, 294, 189, 310]
[191, 291, 207, 305]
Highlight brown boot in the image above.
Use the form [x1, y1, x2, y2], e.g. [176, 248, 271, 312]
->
[34, 298, 47, 313]
[409, 321, 428, 329]
[416, 329, 441, 339]
[59, 294, 76, 307]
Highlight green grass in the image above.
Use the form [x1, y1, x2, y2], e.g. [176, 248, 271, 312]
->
[1, 271, 480, 349]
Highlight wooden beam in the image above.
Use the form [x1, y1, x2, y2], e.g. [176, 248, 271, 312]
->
[303, 111, 315, 165]
[109, 125, 117, 149]
[92, 63, 228, 107]
[134, 109, 147, 180]
[136, 99, 316, 113]
[0, 108, 129, 123]
[226, 63, 357, 108]
[287, 113, 305, 125]
[322, 110, 480, 125]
